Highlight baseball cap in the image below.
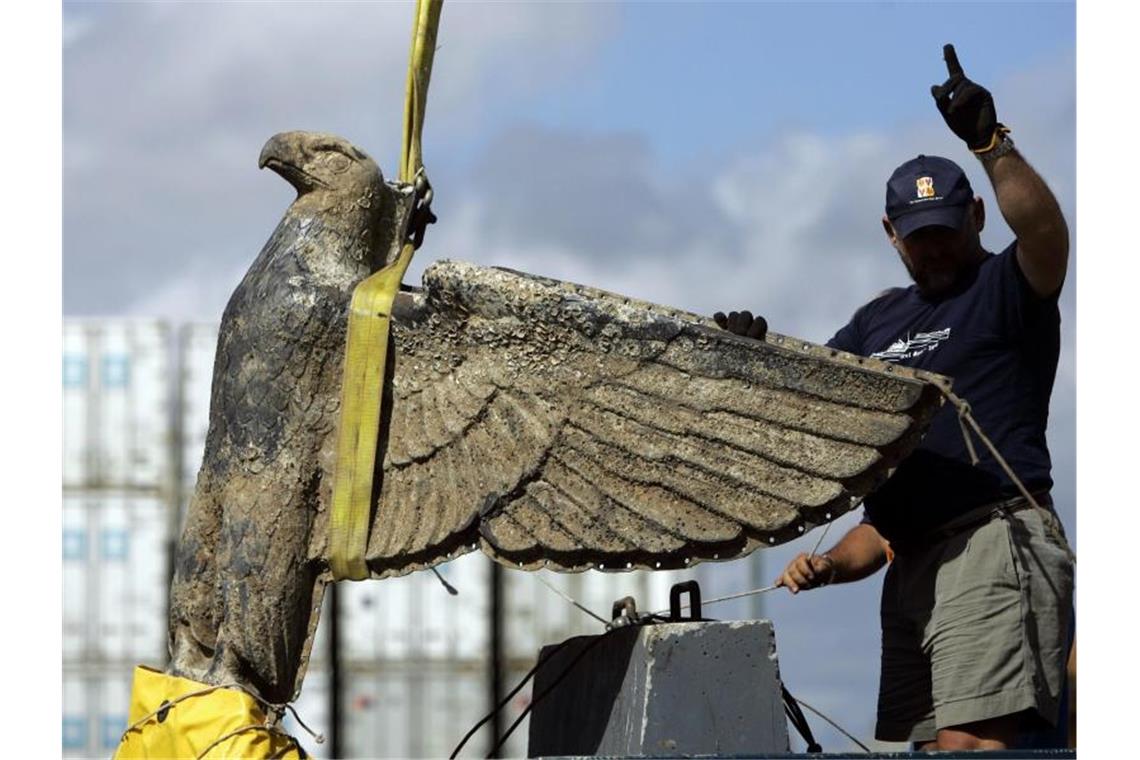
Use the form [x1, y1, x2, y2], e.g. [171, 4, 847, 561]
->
[885, 155, 974, 238]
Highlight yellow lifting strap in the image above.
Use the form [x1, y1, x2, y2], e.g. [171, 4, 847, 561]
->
[328, 0, 443, 580]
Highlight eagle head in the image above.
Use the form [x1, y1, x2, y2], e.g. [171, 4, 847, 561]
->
[259, 131, 382, 199]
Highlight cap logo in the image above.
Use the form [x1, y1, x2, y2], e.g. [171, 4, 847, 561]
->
[916, 176, 935, 199]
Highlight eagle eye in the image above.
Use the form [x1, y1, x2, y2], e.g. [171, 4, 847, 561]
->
[323, 150, 353, 174]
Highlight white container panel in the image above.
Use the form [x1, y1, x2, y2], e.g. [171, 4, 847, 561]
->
[179, 324, 218, 489]
[418, 570, 453, 659]
[377, 668, 414, 758]
[63, 324, 93, 488]
[422, 667, 487, 759]
[305, 588, 333, 670]
[95, 323, 171, 490]
[382, 574, 415, 660]
[447, 553, 491, 660]
[345, 668, 413, 758]
[99, 670, 134, 754]
[62, 669, 90, 758]
[94, 494, 171, 663]
[62, 666, 134, 758]
[346, 572, 417, 661]
[533, 571, 577, 649]
[63, 498, 91, 662]
[341, 552, 491, 662]
[341, 581, 383, 661]
[343, 665, 487, 759]
[63, 321, 172, 490]
[503, 567, 541, 662]
[341, 667, 381, 756]
[500, 664, 534, 760]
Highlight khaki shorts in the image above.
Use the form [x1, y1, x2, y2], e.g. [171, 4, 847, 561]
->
[875, 506, 1074, 744]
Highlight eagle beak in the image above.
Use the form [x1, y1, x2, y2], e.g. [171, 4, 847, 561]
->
[258, 133, 291, 171]
[259, 132, 328, 192]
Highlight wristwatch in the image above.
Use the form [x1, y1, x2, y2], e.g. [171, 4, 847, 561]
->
[974, 125, 1015, 162]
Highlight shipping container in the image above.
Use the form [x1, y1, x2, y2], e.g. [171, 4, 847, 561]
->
[337, 660, 496, 759]
[62, 492, 171, 664]
[63, 497, 92, 661]
[341, 552, 490, 662]
[63, 325, 94, 488]
[498, 663, 535, 759]
[63, 664, 134, 759]
[63, 321, 173, 492]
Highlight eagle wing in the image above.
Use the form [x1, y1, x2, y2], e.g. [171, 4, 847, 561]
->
[361, 260, 948, 578]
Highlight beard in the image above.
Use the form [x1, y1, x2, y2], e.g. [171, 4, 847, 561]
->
[900, 248, 981, 299]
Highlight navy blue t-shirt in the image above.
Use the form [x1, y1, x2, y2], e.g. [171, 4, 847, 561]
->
[826, 242, 1061, 542]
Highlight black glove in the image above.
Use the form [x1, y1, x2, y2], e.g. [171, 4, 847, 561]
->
[712, 310, 768, 340]
[930, 44, 1003, 151]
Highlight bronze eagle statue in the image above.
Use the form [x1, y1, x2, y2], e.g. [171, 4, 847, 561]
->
[167, 131, 948, 704]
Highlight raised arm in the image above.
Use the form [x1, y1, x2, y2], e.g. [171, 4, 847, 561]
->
[979, 148, 1069, 297]
[931, 43, 1069, 297]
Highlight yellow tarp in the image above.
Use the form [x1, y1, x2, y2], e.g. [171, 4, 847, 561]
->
[113, 666, 308, 759]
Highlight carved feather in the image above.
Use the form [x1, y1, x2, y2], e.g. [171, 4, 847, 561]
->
[355, 261, 948, 578]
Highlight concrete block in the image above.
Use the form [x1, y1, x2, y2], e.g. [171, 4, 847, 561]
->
[527, 620, 788, 757]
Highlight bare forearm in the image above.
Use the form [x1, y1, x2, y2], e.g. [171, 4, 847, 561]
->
[823, 522, 889, 584]
[982, 148, 1069, 295]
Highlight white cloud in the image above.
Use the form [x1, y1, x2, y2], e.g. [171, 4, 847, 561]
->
[64, 2, 616, 316]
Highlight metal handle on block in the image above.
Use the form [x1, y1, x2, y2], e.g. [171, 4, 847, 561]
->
[669, 581, 702, 621]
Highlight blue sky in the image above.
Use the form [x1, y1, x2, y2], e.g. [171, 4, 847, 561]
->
[54, 0, 1081, 754]
[517, 2, 1076, 166]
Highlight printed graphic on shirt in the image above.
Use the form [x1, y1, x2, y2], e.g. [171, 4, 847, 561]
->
[870, 328, 951, 362]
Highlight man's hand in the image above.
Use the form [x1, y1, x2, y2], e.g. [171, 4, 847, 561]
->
[712, 310, 768, 340]
[775, 552, 836, 594]
[931, 44, 1003, 151]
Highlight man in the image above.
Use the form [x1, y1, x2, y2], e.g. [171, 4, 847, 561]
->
[715, 45, 1073, 751]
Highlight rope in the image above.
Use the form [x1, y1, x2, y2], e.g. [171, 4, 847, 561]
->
[649, 583, 781, 618]
[194, 724, 302, 760]
[118, 680, 325, 748]
[792, 696, 872, 752]
[449, 634, 579, 758]
[484, 626, 627, 758]
[938, 386, 1076, 563]
[534, 574, 610, 627]
[782, 685, 822, 753]
[808, 497, 856, 558]
[533, 572, 784, 627]
[955, 400, 981, 465]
